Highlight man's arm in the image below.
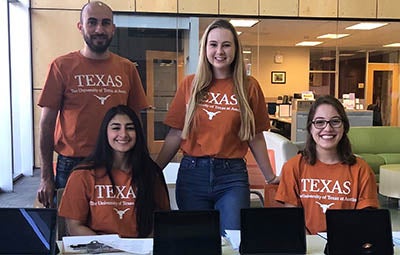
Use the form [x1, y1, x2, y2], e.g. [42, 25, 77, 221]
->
[155, 128, 182, 170]
[37, 107, 58, 208]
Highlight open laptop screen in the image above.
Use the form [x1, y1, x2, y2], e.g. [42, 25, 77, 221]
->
[326, 209, 393, 255]
[240, 207, 307, 254]
[0, 208, 57, 255]
[153, 210, 221, 255]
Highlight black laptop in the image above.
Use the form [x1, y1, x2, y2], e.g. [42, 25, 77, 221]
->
[326, 209, 393, 255]
[240, 207, 307, 255]
[153, 210, 221, 255]
[0, 208, 57, 255]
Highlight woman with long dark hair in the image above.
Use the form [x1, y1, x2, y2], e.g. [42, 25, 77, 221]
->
[59, 105, 170, 237]
[276, 95, 378, 234]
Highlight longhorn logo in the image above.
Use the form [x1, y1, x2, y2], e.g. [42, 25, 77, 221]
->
[202, 108, 221, 120]
[113, 208, 130, 219]
[94, 94, 111, 105]
[316, 201, 335, 213]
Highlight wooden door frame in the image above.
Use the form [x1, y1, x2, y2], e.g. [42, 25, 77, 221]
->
[367, 63, 399, 126]
[146, 50, 184, 153]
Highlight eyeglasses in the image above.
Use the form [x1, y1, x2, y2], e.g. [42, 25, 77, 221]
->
[311, 117, 343, 129]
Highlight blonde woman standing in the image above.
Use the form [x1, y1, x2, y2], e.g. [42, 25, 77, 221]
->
[156, 19, 278, 233]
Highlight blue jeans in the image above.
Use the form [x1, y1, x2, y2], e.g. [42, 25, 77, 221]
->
[55, 154, 84, 189]
[176, 156, 250, 234]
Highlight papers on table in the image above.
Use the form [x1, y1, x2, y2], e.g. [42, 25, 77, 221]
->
[62, 234, 153, 254]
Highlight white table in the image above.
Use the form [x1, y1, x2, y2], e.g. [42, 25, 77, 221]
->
[56, 235, 325, 254]
[221, 235, 327, 255]
[379, 164, 400, 208]
[57, 235, 400, 254]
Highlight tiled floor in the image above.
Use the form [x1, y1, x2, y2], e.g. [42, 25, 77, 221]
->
[0, 169, 40, 208]
[1, 169, 400, 231]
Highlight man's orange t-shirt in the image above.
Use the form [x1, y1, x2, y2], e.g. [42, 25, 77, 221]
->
[58, 168, 170, 237]
[275, 154, 379, 234]
[38, 51, 148, 157]
[164, 74, 269, 158]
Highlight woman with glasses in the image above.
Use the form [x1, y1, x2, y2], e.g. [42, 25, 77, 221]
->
[275, 95, 379, 234]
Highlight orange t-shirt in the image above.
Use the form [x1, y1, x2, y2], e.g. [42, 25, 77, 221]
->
[164, 74, 269, 158]
[58, 168, 170, 238]
[38, 51, 148, 157]
[275, 154, 379, 234]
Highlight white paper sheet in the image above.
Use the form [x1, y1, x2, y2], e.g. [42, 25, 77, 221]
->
[63, 235, 120, 254]
[104, 237, 153, 254]
[62, 234, 153, 254]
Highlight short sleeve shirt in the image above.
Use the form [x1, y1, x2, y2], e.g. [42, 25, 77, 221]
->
[58, 168, 170, 237]
[38, 51, 148, 157]
[275, 154, 379, 234]
[164, 74, 269, 158]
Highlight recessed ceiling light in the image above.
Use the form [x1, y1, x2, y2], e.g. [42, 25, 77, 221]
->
[357, 49, 376, 53]
[317, 34, 350, 39]
[230, 19, 259, 28]
[320, 57, 335, 61]
[383, 43, 400, 47]
[295, 41, 323, 46]
[345, 22, 388, 30]
[237, 31, 242, 36]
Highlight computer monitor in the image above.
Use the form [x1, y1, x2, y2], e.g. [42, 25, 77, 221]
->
[0, 208, 57, 255]
[153, 210, 221, 255]
[326, 209, 393, 255]
[267, 103, 277, 115]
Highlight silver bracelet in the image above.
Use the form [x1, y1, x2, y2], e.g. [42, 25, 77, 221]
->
[266, 175, 277, 184]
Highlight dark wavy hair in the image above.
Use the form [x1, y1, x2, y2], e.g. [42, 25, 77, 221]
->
[302, 95, 356, 165]
[75, 105, 168, 237]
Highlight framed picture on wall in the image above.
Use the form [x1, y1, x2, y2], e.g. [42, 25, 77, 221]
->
[271, 71, 286, 84]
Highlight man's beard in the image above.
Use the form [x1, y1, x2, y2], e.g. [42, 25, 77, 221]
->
[83, 34, 112, 53]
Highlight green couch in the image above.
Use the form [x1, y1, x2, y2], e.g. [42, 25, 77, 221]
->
[348, 126, 400, 182]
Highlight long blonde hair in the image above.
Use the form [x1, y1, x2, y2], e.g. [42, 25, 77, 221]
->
[181, 19, 255, 141]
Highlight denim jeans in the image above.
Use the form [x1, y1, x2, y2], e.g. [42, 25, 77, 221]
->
[55, 154, 84, 189]
[176, 156, 250, 234]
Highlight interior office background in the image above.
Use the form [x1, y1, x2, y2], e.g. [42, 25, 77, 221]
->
[2, 0, 400, 192]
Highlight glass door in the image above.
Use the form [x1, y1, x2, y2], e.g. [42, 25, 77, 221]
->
[146, 50, 184, 154]
[367, 63, 399, 126]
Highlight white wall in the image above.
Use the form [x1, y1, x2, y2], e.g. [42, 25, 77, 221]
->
[10, 0, 34, 178]
[0, 0, 13, 191]
[0, 0, 34, 192]
[252, 46, 310, 99]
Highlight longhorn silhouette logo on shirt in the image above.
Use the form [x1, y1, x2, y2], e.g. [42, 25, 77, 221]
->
[202, 108, 221, 120]
[113, 208, 130, 219]
[316, 201, 335, 213]
[94, 94, 111, 105]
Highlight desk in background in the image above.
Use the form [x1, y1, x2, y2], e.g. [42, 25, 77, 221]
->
[290, 109, 373, 143]
[269, 115, 292, 140]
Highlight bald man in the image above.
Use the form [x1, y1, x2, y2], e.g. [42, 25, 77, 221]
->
[37, 1, 148, 208]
